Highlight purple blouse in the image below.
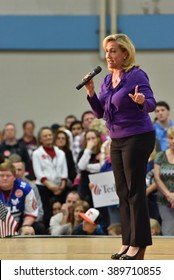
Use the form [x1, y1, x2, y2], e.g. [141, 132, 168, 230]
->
[87, 66, 156, 138]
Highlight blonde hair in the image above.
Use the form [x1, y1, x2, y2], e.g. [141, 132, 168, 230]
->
[89, 118, 108, 135]
[74, 200, 90, 212]
[0, 159, 16, 176]
[103, 33, 138, 72]
[167, 126, 174, 138]
[150, 218, 161, 235]
[107, 223, 122, 235]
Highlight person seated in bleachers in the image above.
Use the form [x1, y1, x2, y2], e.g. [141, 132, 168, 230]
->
[72, 208, 105, 235]
[49, 190, 81, 235]
[0, 157, 38, 236]
[49, 197, 62, 217]
[9, 154, 47, 234]
[150, 218, 161, 236]
[0, 123, 30, 175]
[71, 200, 90, 232]
[107, 223, 122, 236]
[154, 126, 174, 235]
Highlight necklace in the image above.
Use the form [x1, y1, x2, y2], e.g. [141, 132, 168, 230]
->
[112, 71, 122, 86]
[112, 77, 119, 85]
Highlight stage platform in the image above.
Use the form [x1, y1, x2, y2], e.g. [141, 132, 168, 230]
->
[0, 236, 174, 260]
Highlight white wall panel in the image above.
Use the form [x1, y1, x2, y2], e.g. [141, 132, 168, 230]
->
[0, 0, 173, 15]
[0, 50, 173, 136]
[0, 0, 174, 135]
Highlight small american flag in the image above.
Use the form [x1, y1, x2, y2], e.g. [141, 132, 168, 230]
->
[0, 200, 18, 238]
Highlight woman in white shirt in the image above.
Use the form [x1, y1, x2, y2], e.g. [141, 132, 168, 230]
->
[32, 127, 68, 228]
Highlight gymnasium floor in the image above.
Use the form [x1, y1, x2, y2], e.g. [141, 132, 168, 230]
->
[0, 236, 174, 260]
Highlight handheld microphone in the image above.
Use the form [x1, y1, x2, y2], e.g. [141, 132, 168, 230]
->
[76, 66, 102, 90]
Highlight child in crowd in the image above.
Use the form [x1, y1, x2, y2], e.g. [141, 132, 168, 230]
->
[150, 218, 161, 236]
[50, 197, 62, 216]
[72, 200, 90, 231]
[72, 208, 105, 235]
[107, 223, 122, 236]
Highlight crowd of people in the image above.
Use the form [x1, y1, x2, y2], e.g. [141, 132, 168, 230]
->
[0, 34, 174, 251]
[0, 100, 174, 238]
[1, 32, 173, 263]
[0, 111, 110, 236]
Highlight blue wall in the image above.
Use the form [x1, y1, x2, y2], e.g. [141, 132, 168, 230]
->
[0, 15, 173, 50]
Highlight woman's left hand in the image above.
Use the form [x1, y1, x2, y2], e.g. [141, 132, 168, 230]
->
[128, 85, 145, 105]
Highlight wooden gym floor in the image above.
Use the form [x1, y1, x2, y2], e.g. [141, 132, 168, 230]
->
[0, 236, 174, 260]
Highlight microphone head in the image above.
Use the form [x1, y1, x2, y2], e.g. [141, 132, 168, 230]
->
[76, 66, 102, 90]
[94, 66, 102, 74]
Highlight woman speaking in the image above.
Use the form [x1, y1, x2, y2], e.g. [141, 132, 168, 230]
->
[82, 33, 156, 260]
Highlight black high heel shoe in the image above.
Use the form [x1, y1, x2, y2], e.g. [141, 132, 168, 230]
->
[120, 247, 146, 260]
[111, 246, 129, 260]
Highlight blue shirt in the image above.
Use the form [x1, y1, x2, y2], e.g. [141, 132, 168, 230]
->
[72, 222, 105, 235]
[87, 66, 156, 138]
[0, 178, 38, 225]
[154, 121, 174, 151]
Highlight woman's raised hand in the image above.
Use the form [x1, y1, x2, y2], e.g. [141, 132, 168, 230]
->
[128, 85, 145, 105]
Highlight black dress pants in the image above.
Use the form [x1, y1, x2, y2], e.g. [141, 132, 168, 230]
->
[110, 131, 155, 247]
